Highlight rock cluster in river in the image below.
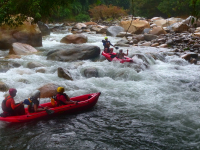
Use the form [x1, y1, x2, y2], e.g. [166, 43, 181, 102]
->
[66, 16, 200, 64]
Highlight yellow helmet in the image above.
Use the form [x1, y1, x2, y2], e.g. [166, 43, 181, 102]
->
[105, 37, 108, 39]
[57, 87, 64, 93]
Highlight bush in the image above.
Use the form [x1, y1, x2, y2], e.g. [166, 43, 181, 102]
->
[75, 14, 90, 22]
[89, 5, 127, 21]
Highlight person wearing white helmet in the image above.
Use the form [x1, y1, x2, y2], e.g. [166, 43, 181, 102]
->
[23, 90, 48, 113]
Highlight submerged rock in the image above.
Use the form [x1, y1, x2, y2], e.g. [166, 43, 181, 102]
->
[84, 67, 98, 78]
[0, 81, 9, 92]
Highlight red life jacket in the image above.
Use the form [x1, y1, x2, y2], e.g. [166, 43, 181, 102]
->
[2, 96, 13, 112]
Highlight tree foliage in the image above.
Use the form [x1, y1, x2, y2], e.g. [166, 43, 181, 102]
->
[89, 4, 127, 21]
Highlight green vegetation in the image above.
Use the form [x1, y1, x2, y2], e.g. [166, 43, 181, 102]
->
[0, 0, 200, 26]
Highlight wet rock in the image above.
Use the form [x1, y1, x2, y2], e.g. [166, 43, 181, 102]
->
[116, 32, 132, 37]
[47, 45, 100, 62]
[0, 81, 9, 92]
[106, 26, 124, 37]
[133, 34, 145, 41]
[57, 67, 73, 80]
[18, 79, 31, 84]
[166, 39, 174, 46]
[38, 83, 59, 98]
[84, 67, 98, 78]
[190, 58, 197, 64]
[159, 44, 168, 48]
[144, 34, 158, 41]
[0, 18, 42, 49]
[193, 44, 200, 48]
[37, 21, 50, 36]
[115, 39, 129, 47]
[141, 42, 151, 46]
[151, 43, 159, 47]
[73, 23, 87, 30]
[181, 53, 198, 61]
[36, 68, 46, 73]
[27, 62, 44, 69]
[171, 22, 189, 33]
[0, 60, 21, 72]
[9, 42, 38, 55]
[143, 28, 151, 34]
[60, 34, 88, 44]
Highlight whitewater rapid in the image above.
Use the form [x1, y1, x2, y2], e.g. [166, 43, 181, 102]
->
[0, 26, 200, 149]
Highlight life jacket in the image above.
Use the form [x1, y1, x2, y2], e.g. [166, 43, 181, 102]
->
[51, 94, 68, 106]
[2, 96, 13, 112]
[51, 95, 57, 107]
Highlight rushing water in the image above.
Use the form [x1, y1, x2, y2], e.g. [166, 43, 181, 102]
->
[0, 26, 200, 150]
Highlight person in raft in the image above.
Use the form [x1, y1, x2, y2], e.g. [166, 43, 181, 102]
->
[0, 88, 25, 117]
[116, 49, 129, 59]
[23, 90, 49, 113]
[56, 87, 78, 106]
[102, 37, 114, 53]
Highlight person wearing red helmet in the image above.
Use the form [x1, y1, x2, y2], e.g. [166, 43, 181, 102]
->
[1, 88, 25, 117]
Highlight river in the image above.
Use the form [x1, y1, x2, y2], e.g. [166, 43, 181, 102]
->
[0, 25, 200, 150]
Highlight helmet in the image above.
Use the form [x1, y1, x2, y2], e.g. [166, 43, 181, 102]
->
[105, 37, 108, 40]
[32, 90, 40, 99]
[9, 88, 17, 97]
[57, 87, 64, 93]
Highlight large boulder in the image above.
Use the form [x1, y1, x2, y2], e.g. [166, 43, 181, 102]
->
[38, 83, 59, 98]
[106, 26, 124, 37]
[60, 34, 88, 44]
[149, 27, 167, 35]
[171, 22, 189, 33]
[73, 23, 87, 30]
[153, 19, 167, 27]
[0, 18, 42, 49]
[9, 42, 38, 55]
[119, 19, 150, 34]
[37, 21, 50, 36]
[47, 45, 100, 62]
[57, 67, 73, 80]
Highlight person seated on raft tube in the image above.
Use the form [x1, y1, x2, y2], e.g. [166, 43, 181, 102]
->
[102, 37, 114, 53]
[56, 87, 78, 106]
[23, 90, 49, 113]
[0, 88, 25, 117]
[116, 49, 129, 59]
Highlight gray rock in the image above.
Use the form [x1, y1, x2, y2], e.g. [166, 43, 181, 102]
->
[57, 67, 73, 80]
[37, 21, 50, 36]
[47, 45, 100, 62]
[144, 34, 158, 41]
[84, 67, 98, 78]
[106, 26, 124, 37]
[27, 62, 44, 69]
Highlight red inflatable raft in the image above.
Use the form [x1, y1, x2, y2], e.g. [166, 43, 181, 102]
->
[0, 92, 101, 123]
[102, 51, 133, 63]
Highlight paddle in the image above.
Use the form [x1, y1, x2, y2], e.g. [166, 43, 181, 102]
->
[39, 105, 54, 115]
